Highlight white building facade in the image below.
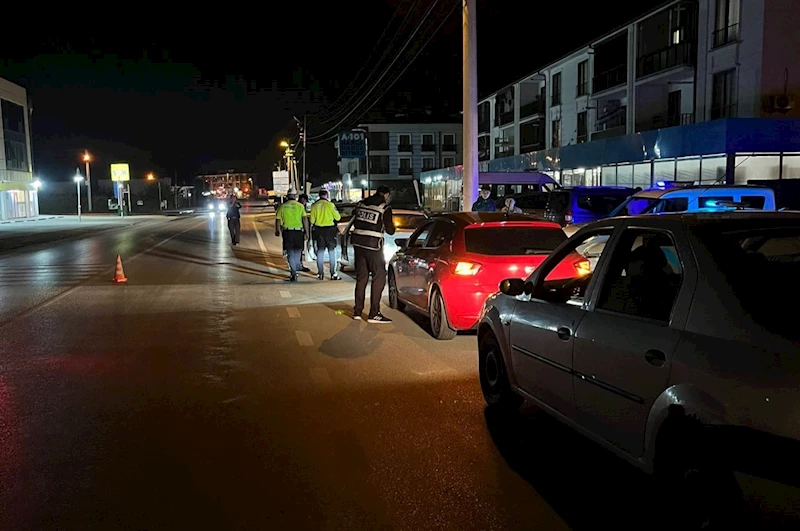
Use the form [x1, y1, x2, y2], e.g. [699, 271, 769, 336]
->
[0, 77, 38, 220]
[467, 0, 800, 198]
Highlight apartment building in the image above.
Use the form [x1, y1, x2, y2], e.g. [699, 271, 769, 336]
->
[0, 77, 38, 220]
[197, 171, 255, 197]
[336, 122, 461, 203]
[472, 0, 800, 191]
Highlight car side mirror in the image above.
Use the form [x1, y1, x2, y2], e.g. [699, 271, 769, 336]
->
[500, 278, 532, 297]
[395, 238, 408, 251]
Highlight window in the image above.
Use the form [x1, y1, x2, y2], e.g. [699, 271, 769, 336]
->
[443, 157, 455, 167]
[369, 155, 390, 174]
[551, 72, 562, 105]
[442, 134, 456, 151]
[408, 222, 434, 247]
[393, 214, 429, 232]
[577, 112, 588, 143]
[399, 158, 412, 175]
[422, 134, 435, 151]
[713, 0, 740, 48]
[552, 119, 561, 148]
[424, 220, 455, 248]
[577, 61, 589, 96]
[649, 197, 689, 213]
[698, 196, 733, 208]
[369, 132, 389, 151]
[711, 69, 736, 119]
[1, 99, 28, 172]
[398, 134, 412, 152]
[576, 194, 628, 215]
[596, 230, 683, 322]
[538, 230, 614, 306]
[422, 157, 435, 171]
[514, 193, 549, 210]
[465, 226, 567, 256]
[741, 196, 766, 209]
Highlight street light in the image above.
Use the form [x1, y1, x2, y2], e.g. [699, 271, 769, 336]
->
[32, 179, 42, 190]
[147, 173, 163, 210]
[73, 174, 83, 221]
[279, 140, 289, 148]
[82, 151, 93, 212]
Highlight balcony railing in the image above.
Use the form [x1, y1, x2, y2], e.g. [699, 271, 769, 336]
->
[495, 147, 514, 158]
[520, 142, 544, 153]
[710, 103, 737, 120]
[421, 143, 437, 152]
[520, 99, 545, 118]
[576, 82, 590, 97]
[712, 23, 739, 49]
[442, 143, 457, 152]
[398, 143, 412, 153]
[593, 112, 627, 140]
[371, 166, 390, 175]
[593, 64, 627, 94]
[576, 133, 588, 144]
[637, 41, 696, 78]
[667, 113, 695, 127]
[495, 110, 514, 126]
[399, 167, 413, 176]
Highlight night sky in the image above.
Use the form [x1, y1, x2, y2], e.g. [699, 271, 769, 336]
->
[0, 0, 664, 188]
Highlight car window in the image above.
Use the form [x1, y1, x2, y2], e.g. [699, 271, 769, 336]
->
[576, 194, 628, 215]
[408, 221, 434, 248]
[514, 194, 549, 210]
[611, 196, 657, 216]
[545, 191, 571, 214]
[697, 196, 733, 208]
[741, 195, 766, 209]
[650, 197, 689, 213]
[465, 226, 566, 255]
[595, 230, 683, 322]
[538, 229, 614, 306]
[424, 220, 455, 248]
[393, 214, 428, 231]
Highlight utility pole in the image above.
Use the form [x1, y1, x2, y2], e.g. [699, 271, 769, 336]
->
[462, 0, 479, 211]
[84, 152, 93, 212]
[302, 115, 307, 194]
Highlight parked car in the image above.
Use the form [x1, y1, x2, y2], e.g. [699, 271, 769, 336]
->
[495, 192, 550, 217]
[478, 210, 800, 527]
[388, 212, 590, 339]
[337, 209, 429, 270]
[544, 186, 634, 226]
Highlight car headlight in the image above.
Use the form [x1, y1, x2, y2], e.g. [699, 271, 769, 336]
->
[218, 203, 225, 211]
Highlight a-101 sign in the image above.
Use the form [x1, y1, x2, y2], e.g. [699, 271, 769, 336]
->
[338, 130, 367, 159]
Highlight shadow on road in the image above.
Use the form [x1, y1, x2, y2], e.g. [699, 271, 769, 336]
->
[145, 248, 285, 281]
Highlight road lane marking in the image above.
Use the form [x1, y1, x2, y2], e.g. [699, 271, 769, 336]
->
[253, 221, 272, 274]
[295, 330, 314, 346]
[309, 367, 333, 386]
[280, 290, 291, 298]
[286, 306, 300, 318]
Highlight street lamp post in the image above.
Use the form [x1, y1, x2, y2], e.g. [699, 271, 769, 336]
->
[73, 173, 83, 221]
[83, 151, 93, 212]
[147, 173, 162, 210]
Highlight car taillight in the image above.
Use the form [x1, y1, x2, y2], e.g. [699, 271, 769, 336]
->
[574, 258, 591, 276]
[453, 261, 481, 276]
[565, 211, 573, 224]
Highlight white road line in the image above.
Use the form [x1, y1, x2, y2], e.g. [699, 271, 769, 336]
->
[286, 306, 300, 318]
[252, 220, 272, 274]
[309, 367, 333, 386]
[295, 330, 314, 346]
[280, 290, 291, 298]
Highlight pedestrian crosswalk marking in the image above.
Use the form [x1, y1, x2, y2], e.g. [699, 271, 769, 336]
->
[295, 330, 314, 346]
[280, 290, 291, 298]
[286, 306, 300, 318]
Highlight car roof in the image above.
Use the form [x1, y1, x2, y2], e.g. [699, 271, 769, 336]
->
[435, 211, 558, 226]
[583, 210, 800, 231]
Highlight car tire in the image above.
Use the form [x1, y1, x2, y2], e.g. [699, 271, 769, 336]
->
[388, 271, 405, 311]
[429, 288, 457, 340]
[478, 331, 523, 410]
[654, 415, 747, 529]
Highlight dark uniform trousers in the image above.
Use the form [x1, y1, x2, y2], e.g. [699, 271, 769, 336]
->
[353, 246, 386, 318]
[227, 218, 240, 244]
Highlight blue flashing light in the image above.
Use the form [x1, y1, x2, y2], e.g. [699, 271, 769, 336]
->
[706, 200, 718, 207]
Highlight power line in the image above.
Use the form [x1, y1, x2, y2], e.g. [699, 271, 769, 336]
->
[307, 0, 442, 141]
[309, 0, 423, 124]
[308, 0, 461, 145]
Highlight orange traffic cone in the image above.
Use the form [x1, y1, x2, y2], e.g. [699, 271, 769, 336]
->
[113, 254, 128, 283]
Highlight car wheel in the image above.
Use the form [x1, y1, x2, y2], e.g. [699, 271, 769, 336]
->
[429, 288, 456, 340]
[654, 416, 746, 529]
[388, 271, 405, 310]
[479, 331, 523, 410]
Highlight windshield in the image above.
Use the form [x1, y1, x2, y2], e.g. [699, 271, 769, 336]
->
[392, 214, 427, 231]
[465, 226, 567, 255]
[609, 196, 658, 216]
[698, 226, 800, 340]
[576, 194, 628, 215]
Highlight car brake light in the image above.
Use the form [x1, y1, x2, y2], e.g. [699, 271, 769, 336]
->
[453, 261, 481, 276]
[574, 258, 591, 276]
[565, 211, 573, 224]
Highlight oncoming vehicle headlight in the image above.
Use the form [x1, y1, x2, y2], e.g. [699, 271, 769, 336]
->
[218, 203, 226, 211]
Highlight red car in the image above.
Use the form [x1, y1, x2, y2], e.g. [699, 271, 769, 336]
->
[388, 212, 591, 340]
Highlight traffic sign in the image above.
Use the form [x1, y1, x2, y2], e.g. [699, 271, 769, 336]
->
[110, 163, 130, 182]
[338, 130, 367, 159]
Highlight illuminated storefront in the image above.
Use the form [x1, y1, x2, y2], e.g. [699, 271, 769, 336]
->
[0, 78, 38, 221]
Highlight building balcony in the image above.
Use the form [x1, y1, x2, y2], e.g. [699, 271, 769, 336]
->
[593, 114, 627, 141]
[495, 110, 514, 127]
[637, 41, 696, 79]
[712, 23, 739, 49]
[520, 99, 545, 119]
[667, 113, 695, 127]
[442, 143, 457, 152]
[593, 64, 627, 94]
[710, 103, 737, 120]
[576, 133, 588, 144]
[495, 147, 514, 158]
[371, 166, 390, 175]
[520, 142, 544, 154]
[421, 143, 437, 152]
[399, 167, 413, 176]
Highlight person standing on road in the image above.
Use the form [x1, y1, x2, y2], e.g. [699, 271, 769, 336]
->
[297, 194, 313, 273]
[310, 189, 342, 281]
[350, 185, 395, 323]
[274, 188, 308, 282]
[226, 196, 242, 245]
[471, 185, 496, 212]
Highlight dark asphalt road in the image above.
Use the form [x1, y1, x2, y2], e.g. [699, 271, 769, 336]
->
[0, 210, 795, 530]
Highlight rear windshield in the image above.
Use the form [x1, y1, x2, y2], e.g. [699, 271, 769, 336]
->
[698, 226, 800, 340]
[465, 227, 567, 255]
[392, 214, 427, 231]
[576, 194, 628, 215]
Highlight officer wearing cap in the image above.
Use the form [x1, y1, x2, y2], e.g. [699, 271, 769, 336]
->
[350, 185, 395, 323]
[274, 188, 308, 282]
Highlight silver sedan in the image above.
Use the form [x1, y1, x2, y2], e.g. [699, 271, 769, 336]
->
[337, 209, 429, 271]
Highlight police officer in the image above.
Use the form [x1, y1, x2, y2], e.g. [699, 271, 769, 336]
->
[226, 196, 242, 245]
[274, 188, 308, 282]
[350, 185, 395, 323]
[310, 189, 342, 280]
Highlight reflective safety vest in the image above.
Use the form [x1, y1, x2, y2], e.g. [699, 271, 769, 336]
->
[350, 201, 387, 251]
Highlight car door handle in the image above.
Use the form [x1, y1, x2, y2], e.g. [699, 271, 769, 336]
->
[645, 349, 666, 367]
[556, 327, 571, 340]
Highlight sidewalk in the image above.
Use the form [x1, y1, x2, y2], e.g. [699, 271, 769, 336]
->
[0, 215, 166, 254]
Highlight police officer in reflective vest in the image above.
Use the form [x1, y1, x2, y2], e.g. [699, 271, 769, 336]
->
[351, 185, 395, 323]
[274, 188, 308, 282]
